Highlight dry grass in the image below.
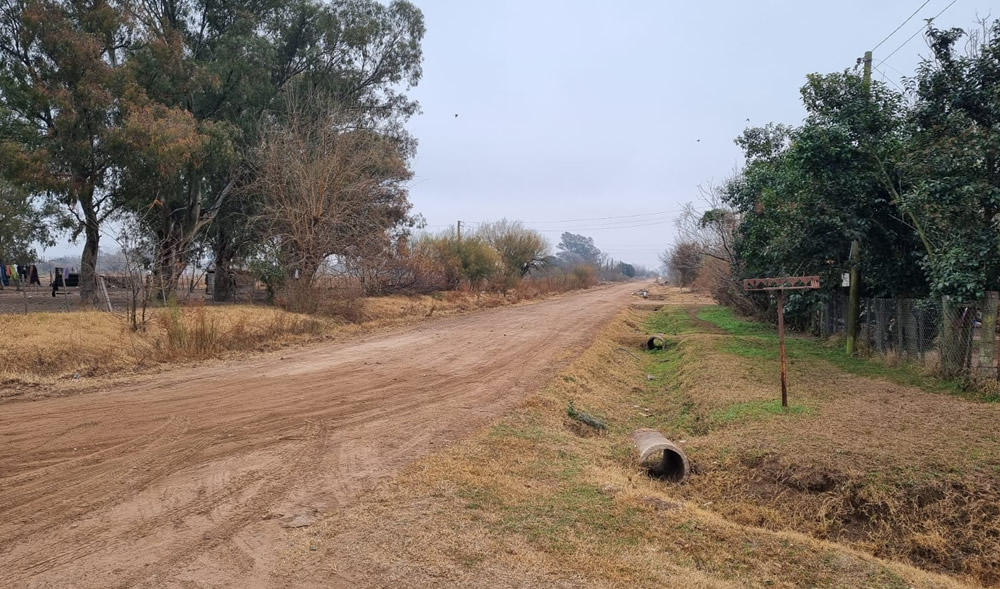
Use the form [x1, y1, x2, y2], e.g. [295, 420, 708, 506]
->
[281, 295, 982, 588]
[663, 308, 1000, 587]
[0, 305, 328, 386]
[0, 287, 589, 389]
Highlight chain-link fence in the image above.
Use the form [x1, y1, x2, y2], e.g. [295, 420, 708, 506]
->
[814, 293, 1000, 381]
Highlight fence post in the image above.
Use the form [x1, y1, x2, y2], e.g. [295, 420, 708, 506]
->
[874, 300, 887, 355]
[979, 292, 998, 379]
[903, 299, 918, 361]
[895, 299, 904, 357]
[941, 296, 973, 378]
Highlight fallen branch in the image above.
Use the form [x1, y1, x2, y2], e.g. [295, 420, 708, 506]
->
[616, 347, 641, 361]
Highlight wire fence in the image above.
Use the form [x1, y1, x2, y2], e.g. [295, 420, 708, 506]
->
[814, 293, 1000, 381]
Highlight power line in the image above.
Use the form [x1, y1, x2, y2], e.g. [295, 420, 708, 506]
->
[877, 0, 957, 66]
[520, 208, 687, 224]
[872, 0, 933, 51]
[536, 213, 676, 229]
[874, 66, 905, 92]
[880, 61, 909, 77]
[532, 219, 674, 232]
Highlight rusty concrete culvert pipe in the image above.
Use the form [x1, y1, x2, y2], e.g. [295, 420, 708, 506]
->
[633, 429, 690, 482]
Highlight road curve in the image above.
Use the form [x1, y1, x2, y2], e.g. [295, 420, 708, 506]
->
[0, 283, 635, 588]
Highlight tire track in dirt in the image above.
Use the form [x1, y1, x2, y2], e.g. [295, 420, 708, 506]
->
[0, 284, 636, 588]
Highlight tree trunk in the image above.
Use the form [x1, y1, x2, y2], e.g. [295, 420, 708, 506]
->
[155, 233, 185, 302]
[212, 230, 234, 302]
[79, 189, 101, 305]
[214, 256, 233, 302]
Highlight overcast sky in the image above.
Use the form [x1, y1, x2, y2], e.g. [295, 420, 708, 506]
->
[404, 0, 983, 269]
[43, 0, 986, 270]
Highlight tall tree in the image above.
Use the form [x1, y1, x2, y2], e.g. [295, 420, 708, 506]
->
[725, 71, 923, 316]
[897, 22, 1000, 301]
[119, 0, 425, 299]
[0, 0, 132, 301]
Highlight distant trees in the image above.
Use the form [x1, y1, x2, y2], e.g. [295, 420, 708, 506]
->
[556, 232, 603, 266]
[415, 222, 549, 293]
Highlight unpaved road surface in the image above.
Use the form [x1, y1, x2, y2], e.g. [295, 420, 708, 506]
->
[0, 283, 635, 588]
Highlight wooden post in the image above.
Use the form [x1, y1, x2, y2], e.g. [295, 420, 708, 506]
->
[777, 289, 788, 408]
[99, 275, 113, 313]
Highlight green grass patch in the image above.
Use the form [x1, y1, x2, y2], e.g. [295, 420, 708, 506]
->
[697, 306, 978, 399]
[722, 337, 775, 359]
[712, 399, 812, 424]
[696, 307, 772, 337]
[632, 342, 709, 435]
[645, 306, 697, 335]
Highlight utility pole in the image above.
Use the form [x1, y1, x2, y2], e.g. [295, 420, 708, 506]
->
[846, 51, 872, 356]
[456, 220, 462, 242]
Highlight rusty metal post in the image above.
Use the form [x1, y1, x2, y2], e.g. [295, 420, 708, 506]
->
[777, 289, 787, 408]
[743, 276, 819, 408]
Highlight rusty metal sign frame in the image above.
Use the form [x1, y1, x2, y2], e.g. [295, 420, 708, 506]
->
[743, 275, 820, 291]
[743, 275, 821, 407]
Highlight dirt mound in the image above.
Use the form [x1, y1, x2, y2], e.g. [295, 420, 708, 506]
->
[704, 451, 1000, 586]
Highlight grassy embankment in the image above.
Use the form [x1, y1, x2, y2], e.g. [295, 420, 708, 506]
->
[293, 294, 1000, 588]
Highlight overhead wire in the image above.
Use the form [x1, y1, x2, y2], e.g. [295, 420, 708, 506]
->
[532, 219, 677, 232]
[874, 66, 906, 92]
[422, 207, 696, 233]
[872, 0, 933, 51]
[519, 208, 688, 224]
[877, 0, 958, 66]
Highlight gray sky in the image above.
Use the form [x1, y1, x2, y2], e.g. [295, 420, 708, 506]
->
[405, 0, 983, 269]
[43, 0, 985, 270]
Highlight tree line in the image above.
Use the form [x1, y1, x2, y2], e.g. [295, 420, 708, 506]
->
[0, 0, 649, 309]
[665, 19, 1000, 322]
[0, 0, 424, 303]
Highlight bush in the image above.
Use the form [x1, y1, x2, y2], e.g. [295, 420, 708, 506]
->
[570, 265, 598, 289]
[417, 233, 498, 291]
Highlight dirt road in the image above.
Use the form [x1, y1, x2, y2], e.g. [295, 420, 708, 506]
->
[0, 283, 636, 588]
